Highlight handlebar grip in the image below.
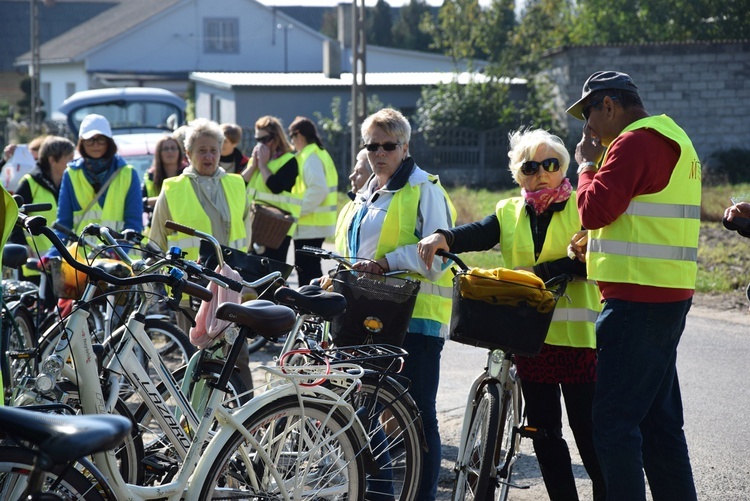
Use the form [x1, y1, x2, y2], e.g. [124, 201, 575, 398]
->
[52, 222, 78, 240]
[183, 280, 213, 302]
[436, 249, 468, 271]
[298, 246, 326, 256]
[20, 202, 53, 214]
[165, 220, 196, 236]
[202, 266, 244, 293]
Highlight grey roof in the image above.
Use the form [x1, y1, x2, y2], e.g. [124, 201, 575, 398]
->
[1, 0, 120, 71]
[15, 0, 182, 65]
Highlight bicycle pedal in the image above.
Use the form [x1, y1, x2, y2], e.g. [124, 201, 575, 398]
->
[142, 452, 178, 474]
[517, 425, 546, 440]
[7, 349, 36, 360]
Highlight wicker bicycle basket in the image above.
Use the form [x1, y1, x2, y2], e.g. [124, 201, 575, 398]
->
[250, 203, 294, 250]
[449, 270, 563, 356]
[330, 270, 420, 347]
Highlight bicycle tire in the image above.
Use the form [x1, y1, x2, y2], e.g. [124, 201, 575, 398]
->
[492, 386, 521, 501]
[198, 395, 365, 500]
[1, 304, 37, 403]
[453, 382, 501, 501]
[350, 375, 424, 501]
[246, 334, 269, 354]
[0, 445, 108, 500]
[132, 361, 249, 485]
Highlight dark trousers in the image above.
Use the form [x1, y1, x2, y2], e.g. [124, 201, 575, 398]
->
[400, 333, 444, 501]
[522, 380, 606, 501]
[293, 238, 325, 286]
[593, 298, 696, 501]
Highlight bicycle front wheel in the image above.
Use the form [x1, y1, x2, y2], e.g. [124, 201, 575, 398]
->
[1, 304, 36, 403]
[198, 395, 365, 500]
[492, 385, 522, 501]
[0, 446, 108, 500]
[453, 382, 501, 501]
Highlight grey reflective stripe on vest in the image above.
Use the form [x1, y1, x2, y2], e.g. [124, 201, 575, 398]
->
[589, 239, 698, 262]
[251, 190, 302, 208]
[168, 235, 201, 254]
[316, 204, 338, 213]
[418, 281, 453, 299]
[326, 186, 338, 194]
[551, 307, 600, 323]
[625, 201, 701, 219]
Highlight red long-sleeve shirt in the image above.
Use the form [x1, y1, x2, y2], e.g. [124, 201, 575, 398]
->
[577, 127, 694, 303]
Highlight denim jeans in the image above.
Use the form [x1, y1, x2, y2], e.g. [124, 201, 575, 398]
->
[400, 332, 445, 501]
[593, 298, 697, 501]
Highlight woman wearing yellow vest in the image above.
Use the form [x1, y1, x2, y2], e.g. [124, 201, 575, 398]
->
[418, 128, 605, 501]
[335, 108, 456, 501]
[288, 116, 338, 286]
[141, 136, 185, 228]
[55, 114, 142, 238]
[9, 136, 74, 308]
[1, 184, 18, 404]
[242, 116, 300, 264]
[149, 118, 253, 390]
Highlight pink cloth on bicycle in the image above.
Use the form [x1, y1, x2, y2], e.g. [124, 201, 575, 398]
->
[190, 264, 242, 349]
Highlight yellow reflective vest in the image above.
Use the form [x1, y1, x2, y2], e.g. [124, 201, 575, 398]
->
[587, 115, 701, 289]
[293, 144, 338, 237]
[246, 152, 302, 237]
[335, 175, 457, 335]
[68, 165, 134, 233]
[497, 195, 600, 348]
[20, 175, 57, 276]
[0, 185, 17, 405]
[162, 174, 247, 261]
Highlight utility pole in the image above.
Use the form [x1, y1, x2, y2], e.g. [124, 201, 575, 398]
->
[30, 0, 41, 134]
[350, 0, 366, 166]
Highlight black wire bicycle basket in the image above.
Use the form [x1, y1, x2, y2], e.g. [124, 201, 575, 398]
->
[449, 270, 567, 356]
[330, 270, 420, 348]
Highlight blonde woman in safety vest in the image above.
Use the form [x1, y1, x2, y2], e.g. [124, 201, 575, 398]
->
[242, 115, 301, 263]
[568, 71, 699, 501]
[149, 118, 253, 391]
[418, 128, 606, 501]
[335, 108, 456, 501]
[9, 136, 74, 308]
[55, 114, 142, 238]
[288, 116, 338, 286]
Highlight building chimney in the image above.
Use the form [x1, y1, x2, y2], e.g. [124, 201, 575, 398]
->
[323, 39, 341, 78]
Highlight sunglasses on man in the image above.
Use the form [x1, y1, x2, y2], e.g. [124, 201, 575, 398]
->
[364, 142, 401, 152]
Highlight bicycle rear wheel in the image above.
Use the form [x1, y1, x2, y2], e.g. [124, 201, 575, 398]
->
[0, 445, 108, 500]
[453, 382, 501, 501]
[198, 395, 365, 500]
[352, 375, 424, 500]
[1, 304, 36, 404]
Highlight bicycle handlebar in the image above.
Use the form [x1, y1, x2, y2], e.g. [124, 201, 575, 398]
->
[435, 249, 468, 271]
[298, 245, 412, 277]
[21, 214, 213, 302]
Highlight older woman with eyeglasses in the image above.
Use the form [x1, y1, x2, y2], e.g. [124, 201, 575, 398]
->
[417, 128, 606, 501]
[242, 115, 301, 263]
[334, 108, 456, 501]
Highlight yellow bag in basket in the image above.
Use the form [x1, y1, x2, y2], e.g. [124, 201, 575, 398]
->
[459, 267, 557, 313]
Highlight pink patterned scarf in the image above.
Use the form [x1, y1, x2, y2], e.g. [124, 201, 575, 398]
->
[521, 178, 573, 215]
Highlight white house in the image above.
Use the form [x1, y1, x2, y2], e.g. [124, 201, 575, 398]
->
[15, 0, 481, 118]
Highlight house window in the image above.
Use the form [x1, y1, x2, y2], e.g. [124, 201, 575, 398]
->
[204, 18, 239, 54]
[65, 82, 76, 98]
[41, 82, 51, 116]
[211, 95, 221, 123]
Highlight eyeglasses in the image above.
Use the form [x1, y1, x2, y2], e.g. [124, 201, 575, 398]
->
[161, 145, 179, 152]
[364, 142, 401, 152]
[83, 136, 108, 146]
[520, 158, 561, 176]
[582, 96, 619, 120]
[255, 135, 273, 144]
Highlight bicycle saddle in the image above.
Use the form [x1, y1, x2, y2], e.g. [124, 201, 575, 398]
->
[0, 406, 132, 465]
[2, 243, 29, 268]
[274, 285, 347, 320]
[216, 299, 296, 337]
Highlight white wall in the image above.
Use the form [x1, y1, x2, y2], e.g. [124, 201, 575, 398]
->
[85, 0, 327, 74]
[41, 63, 88, 118]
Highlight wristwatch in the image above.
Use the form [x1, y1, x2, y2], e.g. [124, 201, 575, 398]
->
[577, 161, 598, 175]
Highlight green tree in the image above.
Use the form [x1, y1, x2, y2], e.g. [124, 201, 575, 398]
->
[392, 0, 434, 52]
[477, 0, 517, 64]
[421, 0, 486, 62]
[367, 0, 393, 46]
